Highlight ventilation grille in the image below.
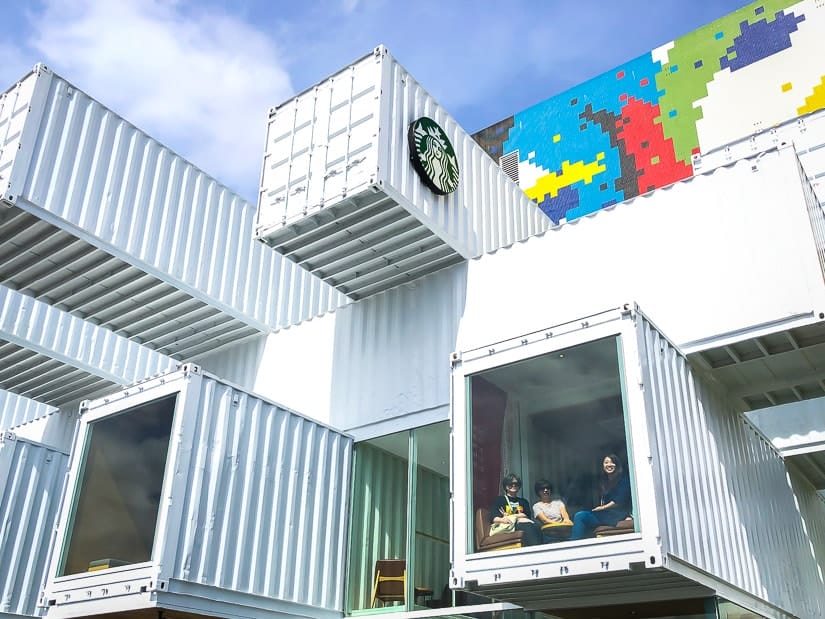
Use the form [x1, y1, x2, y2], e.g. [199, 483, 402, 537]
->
[499, 150, 520, 186]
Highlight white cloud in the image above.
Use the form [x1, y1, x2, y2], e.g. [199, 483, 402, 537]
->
[26, 0, 293, 201]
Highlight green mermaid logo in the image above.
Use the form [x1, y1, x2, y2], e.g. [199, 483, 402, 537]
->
[407, 117, 460, 195]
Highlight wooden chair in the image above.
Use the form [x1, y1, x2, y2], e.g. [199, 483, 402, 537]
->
[594, 517, 635, 537]
[474, 507, 524, 551]
[370, 559, 433, 607]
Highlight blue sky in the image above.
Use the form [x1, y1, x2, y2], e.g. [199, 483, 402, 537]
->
[0, 0, 750, 202]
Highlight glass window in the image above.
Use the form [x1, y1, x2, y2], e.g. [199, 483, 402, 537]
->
[346, 422, 453, 613]
[59, 395, 176, 575]
[468, 336, 636, 552]
[347, 431, 409, 612]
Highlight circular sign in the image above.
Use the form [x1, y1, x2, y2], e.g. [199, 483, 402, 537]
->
[407, 117, 460, 195]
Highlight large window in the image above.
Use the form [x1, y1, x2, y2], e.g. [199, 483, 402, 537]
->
[59, 395, 176, 575]
[346, 422, 451, 613]
[468, 336, 636, 551]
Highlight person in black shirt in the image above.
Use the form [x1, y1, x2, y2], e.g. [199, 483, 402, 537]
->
[489, 473, 542, 546]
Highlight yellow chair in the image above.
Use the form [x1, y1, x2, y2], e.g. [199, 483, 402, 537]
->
[370, 559, 433, 607]
[541, 521, 573, 541]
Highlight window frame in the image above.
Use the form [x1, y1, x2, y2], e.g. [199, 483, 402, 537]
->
[450, 312, 657, 565]
[46, 371, 196, 587]
[56, 394, 178, 576]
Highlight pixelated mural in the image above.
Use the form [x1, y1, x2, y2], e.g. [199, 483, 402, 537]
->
[473, 0, 825, 224]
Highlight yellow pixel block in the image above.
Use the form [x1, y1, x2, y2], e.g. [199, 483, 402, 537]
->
[798, 75, 825, 115]
[525, 154, 607, 201]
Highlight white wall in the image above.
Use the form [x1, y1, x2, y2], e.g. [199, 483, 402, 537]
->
[457, 147, 825, 354]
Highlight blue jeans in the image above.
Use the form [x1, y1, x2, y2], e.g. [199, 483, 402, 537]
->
[569, 509, 620, 540]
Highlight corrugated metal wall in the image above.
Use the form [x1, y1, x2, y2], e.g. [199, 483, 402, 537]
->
[257, 48, 549, 270]
[329, 262, 466, 431]
[0, 284, 175, 388]
[787, 467, 825, 587]
[0, 390, 55, 433]
[379, 52, 550, 258]
[0, 68, 39, 200]
[170, 375, 352, 612]
[0, 436, 68, 616]
[5, 67, 345, 332]
[796, 112, 825, 207]
[193, 335, 267, 393]
[194, 261, 467, 432]
[798, 150, 825, 278]
[638, 316, 825, 617]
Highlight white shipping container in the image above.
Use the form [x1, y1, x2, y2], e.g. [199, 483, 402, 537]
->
[0, 284, 176, 408]
[256, 46, 549, 300]
[0, 434, 69, 617]
[449, 306, 824, 618]
[42, 365, 353, 619]
[450, 307, 667, 610]
[1, 65, 343, 336]
[637, 313, 825, 619]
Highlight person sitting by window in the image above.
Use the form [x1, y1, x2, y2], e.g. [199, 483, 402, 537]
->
[489, 473, 542, 546]
[533, 479, 573, 543]
[532, 479, 572, 525]
[569, 453, 632, 540]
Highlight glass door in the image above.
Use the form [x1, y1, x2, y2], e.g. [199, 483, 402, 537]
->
[346, 422, 453, 614]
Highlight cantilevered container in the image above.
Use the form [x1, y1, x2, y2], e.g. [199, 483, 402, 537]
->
[255, 45, 549, 301]
[1, 63, 338, 346]
[41, 365, 352, 619]
[449, 306, 825, 619]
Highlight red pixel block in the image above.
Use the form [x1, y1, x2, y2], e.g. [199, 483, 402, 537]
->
[616, 96, 693, 193]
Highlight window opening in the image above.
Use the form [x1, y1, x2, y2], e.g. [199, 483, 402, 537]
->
[468, 336, 637, 553]
[59, 394, 177, 575]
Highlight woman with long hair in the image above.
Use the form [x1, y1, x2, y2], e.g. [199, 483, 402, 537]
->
[569, 454, 632, 540]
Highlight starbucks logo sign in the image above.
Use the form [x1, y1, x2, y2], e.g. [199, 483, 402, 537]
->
[407, 117, 460, 195]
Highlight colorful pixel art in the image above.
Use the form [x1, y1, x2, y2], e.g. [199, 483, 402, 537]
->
[473, 0, 825, 224]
